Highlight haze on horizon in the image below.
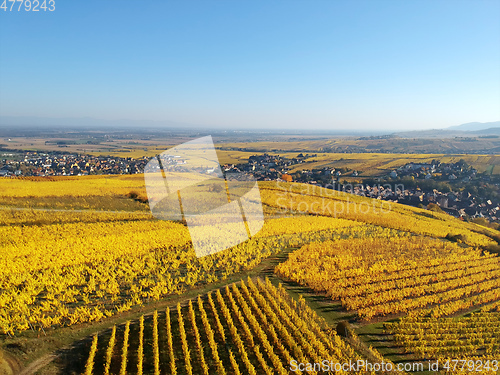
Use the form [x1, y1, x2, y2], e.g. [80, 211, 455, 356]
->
[0, 1, 499, 131]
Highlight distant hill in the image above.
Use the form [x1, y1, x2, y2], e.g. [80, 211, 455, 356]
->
[393, 121, 500, 138]
[474, 127, 500, 136]
[448, 121, 500, 131]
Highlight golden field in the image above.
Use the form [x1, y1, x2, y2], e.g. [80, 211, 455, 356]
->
[1, 174, 500, 375]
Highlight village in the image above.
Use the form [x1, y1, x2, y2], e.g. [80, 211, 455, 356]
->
[1, 150, 499, 224]
[0, 151, 149, 177]
[223, 154, 500, 224]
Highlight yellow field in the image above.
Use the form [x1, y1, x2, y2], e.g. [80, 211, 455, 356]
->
[0, 176, 496, 245]
[276, 237, 500, 320]
[2, 176, 391, 336]
[1, 172, 499, 375]
[385, 312, 500, 363]
[259, 181, 496, 247]
[1, 175, 498, 337]
[0, 175, 146, 197]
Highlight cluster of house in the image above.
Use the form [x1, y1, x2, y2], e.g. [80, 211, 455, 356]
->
[221, 153, 316, 181]
[0, 151, 149, 176]
[338, 183, 499, 222]
[387, 161, 490, 182]
[223, 154, 499, 223]
[0, 151, 311, 178]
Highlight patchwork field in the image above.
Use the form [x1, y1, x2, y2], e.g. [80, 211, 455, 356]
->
[218, 151, 500, 176]
[2, 135, 499, 176]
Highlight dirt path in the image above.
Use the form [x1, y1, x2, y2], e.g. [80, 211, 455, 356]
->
[17, 354, 58, 375]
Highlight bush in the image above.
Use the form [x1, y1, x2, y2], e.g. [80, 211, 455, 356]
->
[427, 203, 445, 213]
[445, 233, 467, 243]
[336, 321, 353, 338]
[484, 244, 500, 255]
[472, 217, 490, 227]
[126, 191, 139, 199]
[126, 191, 148, 204]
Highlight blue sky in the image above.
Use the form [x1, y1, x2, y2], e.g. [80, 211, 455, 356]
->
[0, 0, 499, 130]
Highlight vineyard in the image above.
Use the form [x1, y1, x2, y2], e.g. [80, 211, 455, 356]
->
[0, 175, 146, 198]
[384, 311, 500, 359]
[1, 176, 498, 249]
[1, 179, 498, 336]
[2, 176, 500, 374]
[0, 176, 496, 246]
[259, 182, 497, 247]
[2, 202, 404, 336]
[276, 237, 500, 320]
[82, 278, 374, 375]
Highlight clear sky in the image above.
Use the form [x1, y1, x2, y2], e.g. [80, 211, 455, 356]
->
[0, 0, 499, 131]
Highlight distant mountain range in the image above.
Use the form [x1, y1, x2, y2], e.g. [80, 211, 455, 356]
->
[0, 116, 498, 138]
[448, 121, 500, 131]
[393, 121, 500, 138]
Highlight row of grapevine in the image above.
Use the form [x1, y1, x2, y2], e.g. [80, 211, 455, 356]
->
[276, 237, 500, 320]
[385, 311, 500, 374]
[83, 277, 371, 374]
[385, 311, 500, 358]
